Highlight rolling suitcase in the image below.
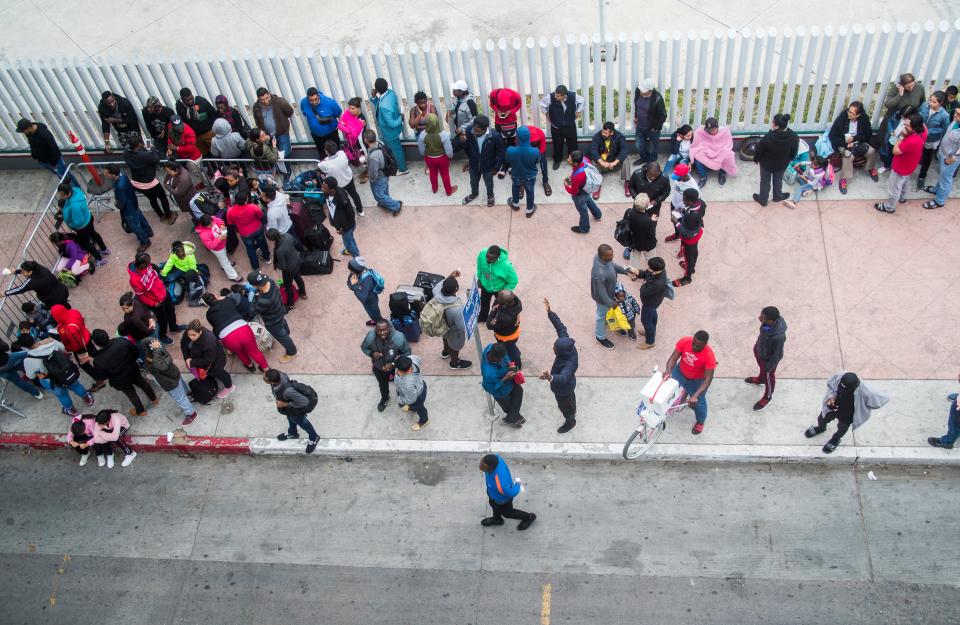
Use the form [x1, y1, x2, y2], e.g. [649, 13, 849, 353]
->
[413, 272, 445, 302]
[287, 201, 315, 243]
[394, 285, 426, 312]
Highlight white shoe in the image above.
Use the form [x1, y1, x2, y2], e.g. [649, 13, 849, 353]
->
[121, 451, 137, 467]
[79, 453, 89, 467]
[33, 391, 44, 400]
[106, 453, 115, 469]
[97, 454, 106, 468]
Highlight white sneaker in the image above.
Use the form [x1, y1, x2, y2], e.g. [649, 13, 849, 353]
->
[106, 453, 115, 469]
[79, 453, 89, 467]
[121, 451, 137, 467]
[97, 454, 106, 468]
[876, 166, 887, 174]
[33, 391, 44, 400]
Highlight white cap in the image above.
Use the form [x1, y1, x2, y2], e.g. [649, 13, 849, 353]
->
[450, 80, 468, 92]
[639, 78, 655, 92]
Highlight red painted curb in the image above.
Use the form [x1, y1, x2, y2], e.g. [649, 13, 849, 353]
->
[0, 432, 252, 455]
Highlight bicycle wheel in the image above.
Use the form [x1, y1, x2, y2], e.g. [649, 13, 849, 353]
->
[622, 419, 665, 460]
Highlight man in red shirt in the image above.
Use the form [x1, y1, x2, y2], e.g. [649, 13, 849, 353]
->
[489, 88, 522, 137]
[875, 114, 927, 213]
[665, 330, 716, 434]
[226, 190, 271, 271]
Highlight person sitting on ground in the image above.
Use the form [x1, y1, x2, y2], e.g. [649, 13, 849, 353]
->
[662, 124, 694, 177]
[825, 101, 877, 195]
[689, 117, 737, 188]
[587, 121, 629, 198]
[49, 232, 91, 277]
[160, 241, 203, 306]
[783, 155, 831, 209]
[18, 332, 93, 416]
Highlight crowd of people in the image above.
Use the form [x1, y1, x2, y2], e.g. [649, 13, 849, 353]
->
[1, 68, 957, 473]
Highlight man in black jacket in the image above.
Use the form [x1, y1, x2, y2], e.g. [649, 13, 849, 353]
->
[635, 257, 668, 350]
[98, 91, 141, 151]
[454, 115, 505, 206]
[142, 96, 175, 154]
[90, 328, 157, 416]
[176, 87, 218, 155]
[588, 122, 629, 198]
[16, 118, 77, 185]
[627, 161, 670, 209]
[266, 228, 306, 310]
[632, 79, 667, 165]
[322, 176, 361, 257]
[827, 101, 879, 195]
[745, 306, 787, 411]
[539, 298, 579, 434]
[249, 271, 298, 363]
[488, 290, 523, 369]
[265, 368, 320, 454]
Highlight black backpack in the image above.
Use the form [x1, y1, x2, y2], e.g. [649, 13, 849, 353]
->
[280, 380, 319, 414]
[614, 211, 633, 247]
[376, 142, 399, 177]
[305, 223, 333, 252]
[44, 350, 80, 387]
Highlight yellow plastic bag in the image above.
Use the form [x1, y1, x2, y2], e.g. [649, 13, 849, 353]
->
[605, 306, 631, 332]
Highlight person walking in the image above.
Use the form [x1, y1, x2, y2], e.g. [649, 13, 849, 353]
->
[753, 113, 800, 206]
[124, 135, 175, 223]
[632, 79, 667, 164]
[805, 372, 888, 454]
[591, 244, 637, 350]
[454, 114, 505, 206]
[565, 150, 603, 234]
[487, 289, 523, 369]
[479, 454, 536, 530]
[745, 306, 787, 411]
[635, 256, 668, 350]
[200, 292, 269, 372]
[540, 298, 578, 434]
[15, 118, 77, 185]
[481, 342, 525, 427]
[248, 271, 298, 363]
[92, 410, 137, 468]
[541, 85, 584, 169]
[142, 337, 197, 426]
[176, 88, 218, 155]
[97, 91, 141, 150]
[323, 176, 361, 257]
[476, 245, 518, 323]
[267, 229, 306, 310]
[195, 214, 241, 282]
[56, 183, 109, 264]
[665, 330, 717, 435]
[363, 129, 403, 214]
[5, 261, 71, 310]
[505, 127, 541, 217]
[318, 140, 364, 216]
[265, 368, 320, 454]
[347, 258, 384, 325]
[394, 355, 429, 431]
[90, 329, 158, 417]
[361, 319, 412, 412]
[251, 88, 295, 158]
[923, 107, 960, 209]
[301, 86, 342, 156]
[417, 114, 458, 197]
[103, 164, 153, 253]
[928, 374, 960, 449]
[181, 319, 236, 400]
[431, 273, 471, 369]
[17, 333, 93, 416]
[874, 114, 927, 214]
[673, 212, 703, 288]
[371, 78, 408, 175]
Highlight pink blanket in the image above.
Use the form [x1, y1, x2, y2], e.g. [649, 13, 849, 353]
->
[689, 126, 738, 175]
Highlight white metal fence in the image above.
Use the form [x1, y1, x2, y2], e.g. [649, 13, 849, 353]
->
[1, 21, 959, 152]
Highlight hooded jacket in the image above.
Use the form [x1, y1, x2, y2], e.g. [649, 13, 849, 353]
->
[92, 412, 131, 444]
[624, 207, 657, 252]
[169, 122, 202, 160]
[489, 88, 523, 126]
[26, 123, 62, 165]
[270, 371, 312, 414]
[821, 372, 889, 430]
[160, 241, 198, 277]
[142, 105, 175, 143]
[448, 93, 478, 132]
[92, 337, 140, 389]
[141, 338, 182, 391]
[416, 114, 453, 158]
[754, 128, 800, 172]
[252, 94, 295, 137]
[755, 316, 787, 370]
[590, 255, 628, 308]
[180, 327, 227, 374]
[480, 344, 514, 398]
[4, 266, 69, 309]
[127, 262, 167, 308]
[394, 355, 425, 406]
[210, 118, 246, 159]
[272, 232, 302, 275]
[505, 127, 540, 179]
[484, 453, 521, 504]
[265, 192, 293, 235]
[22, 337, 67, 380]
[66, 414, 96, 444]
[476, 247, 518, 293]
[547, 310, 577, 397]
[489, 295, 522, 342]
[61, 186, 92, 230]
[196, 216, 229, 252]
[50, 305, 90, 353]
[300, 92, 343, 137]
[431, 281, 466, 350]
[360, 327, 412, 369]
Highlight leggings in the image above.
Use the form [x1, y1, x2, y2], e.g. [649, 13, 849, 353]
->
[424, 154, 454, 195]
[93, 426, 132, 456]
[135, 183, 171, 219]
[221, 325, 268, 370]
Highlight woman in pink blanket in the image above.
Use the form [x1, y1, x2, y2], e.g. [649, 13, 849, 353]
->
[690, 117, 737, 188]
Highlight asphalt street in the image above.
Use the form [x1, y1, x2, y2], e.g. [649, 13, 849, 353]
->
[1, 450, 958, 625]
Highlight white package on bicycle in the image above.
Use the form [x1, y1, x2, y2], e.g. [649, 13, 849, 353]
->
[637, 371, 681, 428]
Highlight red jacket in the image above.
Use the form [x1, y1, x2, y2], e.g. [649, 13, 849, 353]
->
[563, 157, 593, 196]
[170, 122, 202, 160]
[226, 203, 264, 237]
[528, 126, 547, 155]
[50, 304, 90, 353]
[127, 263, 166, 307]
[489, 88, 522, 126]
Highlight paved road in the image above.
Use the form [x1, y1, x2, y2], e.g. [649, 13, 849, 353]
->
[1, 451, 958, 625]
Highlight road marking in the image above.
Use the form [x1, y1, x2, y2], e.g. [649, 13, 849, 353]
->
[541, 583, 552, 625]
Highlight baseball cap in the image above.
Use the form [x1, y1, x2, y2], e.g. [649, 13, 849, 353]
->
[450, 80, 468, 92]
[247, 271, 267, 286]
[15, 118, 32, 133]
[673, 163, 690, 176]
[169, 114, 183, 126]
[145, 96, 161, 107]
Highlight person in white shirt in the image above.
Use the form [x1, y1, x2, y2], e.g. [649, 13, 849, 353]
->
[318, 140, 364, 216]
[263, 187, 294, 239]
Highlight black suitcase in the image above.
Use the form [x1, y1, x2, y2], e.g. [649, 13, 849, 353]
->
[301, 249, 334, 275]
[189, 377, 219, 405]
[414, 272, 445, 302]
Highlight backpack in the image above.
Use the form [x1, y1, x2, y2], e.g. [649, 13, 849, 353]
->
[305, 224, 333, 252]
[614, 212, 633, 247]
[193, 192, 220, 216]
[57, 270, 80, 288]
[189, 377, 219, 404]
[375, 142, 399, 177]
[362, 269, 385, 294]
[420, 298, 455, 337]
[43, 349, 80, 387]
[576, 162, 603, 194]
[279, 380, 319, 414]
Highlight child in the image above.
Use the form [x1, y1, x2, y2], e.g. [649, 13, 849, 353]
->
[92, 409, 137, 468]
[142, 337, 197, 426]
[49, 231, 92, 275]
[340, 97, 368, 179]
[66, 414, 97, 467]
[674, 212, 703, 287]
[613, 284, 641, 340]
[663, 125, 693, 176]
[160, 241, 204, 305]
[669, 187, 707, 252]
[784, 155, 831, 209]
[21, 301, 54, 336]
[17, 320, 40, 344]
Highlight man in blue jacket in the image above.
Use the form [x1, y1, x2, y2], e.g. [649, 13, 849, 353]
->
[481, 342, 524, 427]
[371, 78, 409, 175]
[55, 182, 109, 264]
[539, 298, 579, 433]
[300, 87, 342, 157]
[505, 126, 541, 218]
[104, 164, 153, 253]
[479, 453, 536, 530]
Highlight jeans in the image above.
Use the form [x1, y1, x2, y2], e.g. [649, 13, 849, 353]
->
[241, 227, 270, 271]
[693, 160, 725, 180]
[340, 226, 360, 257]
[937, 395, 960, 445]
[382, 133, 407, 172]
[167, 379, 195, 416]
[935, 156, 960, 206]
[469, 166, 495, 198]
[573, 191, 602, 231]
[511, 176, 536, 211]
[41, 157, 78, 186]
[639, 306, 658, 345]
[286, 413, 319, 441]
[361, 294, 383, 323]
[498, 338, 522, 370]
[370, 176, 401, 212]
[791, 182, 817, 202]
[634, 128, 661, 163]
[39, 377, 88, 410]
[121, 205, 154, 245]
[275, 133, 292, 157]
[494, 384, 524, 423]
[663, 155, 688, 176]
[670, 364, 708, 424]
[538, 152, 549, 184]
[1, 370, 41, 398]
[595, 302, 609, 340]
[266, 319, 297, 356]
[757, 166, 785, 203]
[407, 384, 429, 425]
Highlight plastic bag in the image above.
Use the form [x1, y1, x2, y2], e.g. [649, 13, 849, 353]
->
[605, 306, 631, 332]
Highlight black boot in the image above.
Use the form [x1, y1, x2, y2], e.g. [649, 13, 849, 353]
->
[557, 419, 577, 434]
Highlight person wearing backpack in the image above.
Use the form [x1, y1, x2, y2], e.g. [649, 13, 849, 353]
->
[17, 333, 94, 417]
[265, 368, 320, 454]
[427, 272, 471, 370]
[363, 129, 403, 215]
[90, 329, 158, 417]
[360, 319, 412, 412]
[50, 304, 104, 387]
[347, 258, 384, 326]
[565, 151, 603, 234]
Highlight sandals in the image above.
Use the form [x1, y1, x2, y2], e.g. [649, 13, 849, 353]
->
[923, 185, 937, 194]
[922, 200, 944, 210]
[873, 202, 895, 214]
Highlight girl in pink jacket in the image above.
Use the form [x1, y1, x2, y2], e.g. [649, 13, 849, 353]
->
[66, 414, 97, 467]
[92, 410, 137, 468]
[195, 214, 241, 281]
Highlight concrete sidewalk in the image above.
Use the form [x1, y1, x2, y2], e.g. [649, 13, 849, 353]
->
[1, 371, 957, 465]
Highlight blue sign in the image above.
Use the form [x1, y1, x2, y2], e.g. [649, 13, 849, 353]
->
[463, 275, 481, 340]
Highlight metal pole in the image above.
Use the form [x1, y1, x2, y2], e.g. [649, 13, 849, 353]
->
[475, 329, 495, 418]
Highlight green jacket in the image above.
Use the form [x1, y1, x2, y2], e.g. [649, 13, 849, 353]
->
[160, 241, 198, 277]
[476, 248, 518, 292]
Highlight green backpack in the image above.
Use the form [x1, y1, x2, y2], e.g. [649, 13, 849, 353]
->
[57, 270, 79, 288]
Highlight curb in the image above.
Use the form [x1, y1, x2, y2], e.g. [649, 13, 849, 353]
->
[2, 431, 957, 465]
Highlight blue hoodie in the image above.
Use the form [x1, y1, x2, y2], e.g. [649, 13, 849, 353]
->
[480, 344, 513, 398]
[300, 92, 343, 137]
[484, 454, 521, 503]
[505, 126, 540, 179]
[61, 186, 92, 230]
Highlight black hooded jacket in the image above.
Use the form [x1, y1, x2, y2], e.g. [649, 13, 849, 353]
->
[488, 296, 522, 339]
[754, 128, 800, 172]
[26, 123, 62, 165]
[754, 316, 788, 370]
[547, 311, 577, 397]
[92, 337, 141, 389]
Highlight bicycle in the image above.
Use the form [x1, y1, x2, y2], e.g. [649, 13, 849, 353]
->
[622, 367, 689, 460]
